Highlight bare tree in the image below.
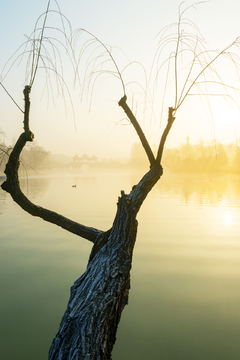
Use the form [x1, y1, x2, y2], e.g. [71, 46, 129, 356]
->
[1, 2, 240, 359]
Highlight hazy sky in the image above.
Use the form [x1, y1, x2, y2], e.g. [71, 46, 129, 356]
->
[1, 0, 240, 159]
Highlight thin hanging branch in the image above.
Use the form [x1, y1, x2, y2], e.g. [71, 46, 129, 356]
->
[30, 0, 51, 87]
[149, 2, 240, 172]
[73, 28, 126, 96]
[0, 3, 80, 125]
[0, 82, 24, 113]
[175, 39, 240, 111]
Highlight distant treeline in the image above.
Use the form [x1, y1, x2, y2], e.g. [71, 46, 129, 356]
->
[130, 140, 240, 173]
[2, 130, 240, 174]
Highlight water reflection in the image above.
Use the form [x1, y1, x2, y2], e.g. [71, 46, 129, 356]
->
[20, 175, 51, 199]
[1, 169, 240, 360]
[2, 170, 240, 213]
[0, 175, 51, 216]
[154, 172, 240, 206]
[0, 193, 6, 215]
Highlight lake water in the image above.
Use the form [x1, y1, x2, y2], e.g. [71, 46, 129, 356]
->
[0, 169, 240, 360]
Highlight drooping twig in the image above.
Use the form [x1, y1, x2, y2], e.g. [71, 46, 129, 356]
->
[30, 0, 51, 87]
[0, 82, 24, 113]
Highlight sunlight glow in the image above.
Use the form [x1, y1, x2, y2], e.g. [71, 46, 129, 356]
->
[224, 212, 231, 226]
[211, 99, 240, 143]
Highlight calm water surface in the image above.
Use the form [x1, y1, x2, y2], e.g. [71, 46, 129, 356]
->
[0, 169, 240, 360]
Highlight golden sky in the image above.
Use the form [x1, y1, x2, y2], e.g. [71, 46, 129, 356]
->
[1, 0, 240, 159]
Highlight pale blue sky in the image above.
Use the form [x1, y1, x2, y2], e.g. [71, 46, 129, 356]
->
[1, 0, 240, 158]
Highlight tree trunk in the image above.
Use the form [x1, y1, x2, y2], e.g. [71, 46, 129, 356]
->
[1, 87, 169, 359]
[48, 164, 162, 360]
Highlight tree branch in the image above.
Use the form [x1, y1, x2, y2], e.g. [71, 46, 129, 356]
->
[156, 107, 176, 164]
[23, 85, 31, 133]
[118, 95, 156, 167]
[1, 86, 101, 244]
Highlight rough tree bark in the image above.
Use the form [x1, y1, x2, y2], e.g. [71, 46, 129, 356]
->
[1, 86, 175, 360]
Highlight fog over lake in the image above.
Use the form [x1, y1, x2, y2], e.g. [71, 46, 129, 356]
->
[1, 168, 240, 360]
